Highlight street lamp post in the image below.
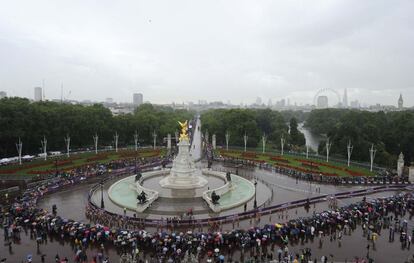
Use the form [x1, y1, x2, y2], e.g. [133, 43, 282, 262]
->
[326, 138, 332, 162]
[243, 133, 248, 152]
[64, 134, 71, 158]
[152, 130, 157, 149]
[41, 136, 47, 160]
[225, 131, 230, 151]
[100, 180, 105, 209]
[114, 132, 119, 153]
[93, 134, 99, 154]
[134, 130, 139, 152]
[55, 158, 59, 177]
[347, 140, 353, 167]
[16, 138, 23, 165]
[369, 144, 377, 172]
[262, 133, 266, 153]
[254, 179, 258, 209]
[281, 135, 285, 156]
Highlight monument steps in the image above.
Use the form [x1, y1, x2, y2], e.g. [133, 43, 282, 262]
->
[146, 197, 211, 215]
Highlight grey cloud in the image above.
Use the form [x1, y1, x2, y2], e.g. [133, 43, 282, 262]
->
[0, 0, 412, 106]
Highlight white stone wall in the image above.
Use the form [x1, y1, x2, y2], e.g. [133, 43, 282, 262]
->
[409, 166, 414, 183]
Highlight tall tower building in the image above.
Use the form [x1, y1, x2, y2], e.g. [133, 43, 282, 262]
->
[133, 93, 143, 106]
[398, 94, 403, 110]
[34, 87, 43, 101]
[267, 98, 272, 107]
[343, 88, 348, 108]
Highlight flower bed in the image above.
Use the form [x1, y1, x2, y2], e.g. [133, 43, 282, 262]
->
[55, 160, 74, 166]
[295, 158, 367, 177]
[301, 162, 320, 170]
[274, 162, 338, 177]
[345, 169, 364, 177]
[119, 151, 140, 158]
[119, 149, 161, 158]
[270, 156, 289, 163]
[86, 154, 109, 162]
[244, 157, 265, 164]
[27, 170, 54, 175]
[241, 152, 257, 159]
[0, 169, 20, 174]
[0, 161, 56, 174]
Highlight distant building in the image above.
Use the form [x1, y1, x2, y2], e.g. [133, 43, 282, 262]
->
[133, 93, 143, 106]
[106, 98, 114, 103]
[109, 106, 134, 116]
[0, 91, 6, 99]
[350, 100, 360, 108]
[398, 94, 403, 110]
[343, 88, 348, 108]
[277, 99, 286, 108]
[34, 87, 43, 101]
[317, 96, 328, 108]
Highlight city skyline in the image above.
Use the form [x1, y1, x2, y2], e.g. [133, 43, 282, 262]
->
[0, 86, 409, 110]
[0, 1, 413, 106]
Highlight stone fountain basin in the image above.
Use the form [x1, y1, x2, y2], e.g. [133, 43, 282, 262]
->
[108, 168, 256, 213]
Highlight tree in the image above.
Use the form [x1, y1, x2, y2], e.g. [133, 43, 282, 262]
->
[200, 108, 289, 149]
[0, 99, 193, 157]
[289, 117, 305, 146]
[306, 108, 414, 167]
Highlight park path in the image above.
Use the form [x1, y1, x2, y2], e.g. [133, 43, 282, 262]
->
[190, 117, 202, 162]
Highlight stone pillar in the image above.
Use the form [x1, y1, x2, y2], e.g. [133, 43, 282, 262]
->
[212, 134, 216, 150]
[205, 130, 209, 144]
[397, 152, 404, 177]
[409, 164, 414, 183]
[167, 134, 171, 150]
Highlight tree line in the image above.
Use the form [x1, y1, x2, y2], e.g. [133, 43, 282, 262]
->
[306, 109, 414, 167]
[200, 108, 305, 150]
[3, 97, 409, 168]
[0, 98, 193, 158]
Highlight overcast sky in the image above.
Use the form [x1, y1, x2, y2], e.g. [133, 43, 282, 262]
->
[0, 0, 413, 106]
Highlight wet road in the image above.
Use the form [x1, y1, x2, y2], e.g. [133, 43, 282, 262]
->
[3, 192, 414, 263]
[3, 146, 413, 262]
[38, 162, 408, 223]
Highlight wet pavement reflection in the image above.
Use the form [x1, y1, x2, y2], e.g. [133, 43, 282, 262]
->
[2, 162, 412, 262]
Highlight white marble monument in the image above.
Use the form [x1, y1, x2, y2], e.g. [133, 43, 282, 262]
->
[159, 121, 208, 189]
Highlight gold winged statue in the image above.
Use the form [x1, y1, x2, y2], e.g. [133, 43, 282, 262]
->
[178, 120, 189, 141]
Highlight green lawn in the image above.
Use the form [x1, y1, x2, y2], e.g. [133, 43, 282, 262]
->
[219, 149, 374, 177]
[0, 149, 165, 178]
